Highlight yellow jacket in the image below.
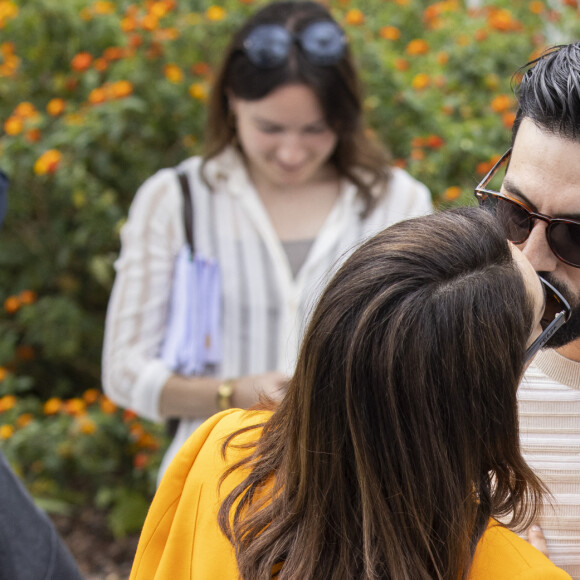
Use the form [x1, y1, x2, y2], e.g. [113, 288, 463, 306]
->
[130, 409, 571, 580]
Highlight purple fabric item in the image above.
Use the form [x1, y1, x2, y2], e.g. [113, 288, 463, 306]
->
[160, 248, 222, 375]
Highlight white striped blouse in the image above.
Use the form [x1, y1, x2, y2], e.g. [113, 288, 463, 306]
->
[102, 147, 433, 469]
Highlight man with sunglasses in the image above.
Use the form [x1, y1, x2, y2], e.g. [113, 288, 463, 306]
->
[476, 43, 580, 578]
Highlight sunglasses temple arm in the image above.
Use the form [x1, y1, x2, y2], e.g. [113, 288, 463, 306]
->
[524, 311, 567, 363]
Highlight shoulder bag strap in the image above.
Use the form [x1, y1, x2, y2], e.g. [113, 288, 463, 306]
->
[177, 170, 194, 255]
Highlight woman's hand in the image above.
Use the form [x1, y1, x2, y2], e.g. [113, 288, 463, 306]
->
[232, 372, 289, 408]
[527, 524, 549, 558]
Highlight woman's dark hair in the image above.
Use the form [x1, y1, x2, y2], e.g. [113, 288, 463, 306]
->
[512, 42, 580, 142]
[218, 207, 545, 579]
[202, 1, 390, 214]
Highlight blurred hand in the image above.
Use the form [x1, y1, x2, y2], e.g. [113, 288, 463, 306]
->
[527, 524, 549, 559]
[232, 372, 289, 408]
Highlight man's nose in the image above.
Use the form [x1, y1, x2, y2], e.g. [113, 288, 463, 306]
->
[521, 220, 559, 273]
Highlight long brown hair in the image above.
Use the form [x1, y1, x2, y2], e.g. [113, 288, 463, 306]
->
[219, 207, 544, 579]
[202, 1, 390, 214]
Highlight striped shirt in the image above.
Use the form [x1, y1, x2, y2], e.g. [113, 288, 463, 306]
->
[520, 348, 580, 579]
[102, 147, 433, 471]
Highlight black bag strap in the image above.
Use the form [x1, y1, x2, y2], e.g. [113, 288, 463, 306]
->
[177, 169, 194, 255]
[166, 169, 195, 438]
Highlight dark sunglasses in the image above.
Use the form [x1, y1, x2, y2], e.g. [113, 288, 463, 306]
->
[242, 21, 347, 69]
[525, 276, 571, 363]
[474, 148, 580, 268]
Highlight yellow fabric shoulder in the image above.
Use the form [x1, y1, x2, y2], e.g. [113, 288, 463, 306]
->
[130, 409, 571, 580]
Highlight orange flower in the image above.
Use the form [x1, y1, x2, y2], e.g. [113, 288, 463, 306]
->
[437, 52, 449, 65]
[488, 8, 520, 31]
[474, 29, 488, 42]
[109, 80, 133, 99]
[0, 367, 7, 382]
[192, 62, 210, 76]
[412, 73, 430, 90]
[121, 16, 137, 32]
[79, 7, 93, 21]
[529, 0, 544, 14]
[26, 129, 42, 143]
[133, 452, 149, 470]
[123, 409, 138, 422]
[137, 433, 160, 450]
[88, 87, 107, 105]
[406, 39, 429, 56]
[103, 46, 124, 61]
[0, 42, 14, 56]
[18, 289, 37, 304]
[491, 94, 512, 113]
[206, 6, 226, 21]
[502, 111, 516, 128]
[164, 63, 183, 83]
[129, 423, 145, 440]
[82, 388, 100, 404]
[16, 413, 34, 428]
[394, 58, 409, 71]
[476, 155, 502, 175]
[150, 1, 170, 18]
[0, 395, 17, 412]
[154, 27, 180, 41]
[393, 159, 407, 169]
[46, 98, 66, 116]
[189, 83, 208, 102]
[4, 295, 20, 313]
[77, 417, 97, 435]
[379, 26, 400, 41]
[16, 345, 35, 361]
[0, 425, 14, 440]
[443, 186, 462, 201]
[71, 52, 93, 72]
[93, 57, 108, 72]
[100, 397, 117, 414]
[64, 398, 86, 416]
[345, 9, 364, 25]
[34, 149, 62, 175]
[3, 116, 22, 135]
[42, 398, 59, 417]
[129, 34, 143, 48]
[13, 102, 37, 119]
[425, 134, 444, 149]
[410, 148, 425, 161]
[93, 1, 115, 14]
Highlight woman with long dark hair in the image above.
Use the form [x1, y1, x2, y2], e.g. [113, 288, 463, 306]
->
[102, 0, 432, 478]
[130, 208, 571, 579]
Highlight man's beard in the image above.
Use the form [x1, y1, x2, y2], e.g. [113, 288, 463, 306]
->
[541, 272, 580, 348]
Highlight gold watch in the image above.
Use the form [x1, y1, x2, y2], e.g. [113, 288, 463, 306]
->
[217, 379, 235, 411]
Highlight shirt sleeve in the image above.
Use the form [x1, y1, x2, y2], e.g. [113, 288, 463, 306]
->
[101, 168, 184, 421]
[0, 451, 83, 580]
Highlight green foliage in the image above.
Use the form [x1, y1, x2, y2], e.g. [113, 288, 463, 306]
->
[0, 0, 579, 537]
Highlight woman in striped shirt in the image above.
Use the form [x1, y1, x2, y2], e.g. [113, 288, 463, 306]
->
[102, 0, 433, 476]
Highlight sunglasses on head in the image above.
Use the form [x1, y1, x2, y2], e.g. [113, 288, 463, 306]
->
[525, 276, 571, 363]
[474, 148, 580, 268]
[242, 21, 347, 69]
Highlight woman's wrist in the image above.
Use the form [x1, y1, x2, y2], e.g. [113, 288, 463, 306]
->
[216, 378, 236, 411]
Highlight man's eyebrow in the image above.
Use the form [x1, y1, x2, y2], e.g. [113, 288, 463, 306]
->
[502, 177, 580, 221]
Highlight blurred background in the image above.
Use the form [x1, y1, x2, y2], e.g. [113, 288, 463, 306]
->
[0, 0, 579, 577]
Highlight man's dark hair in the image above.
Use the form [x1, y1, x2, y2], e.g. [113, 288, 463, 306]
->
[512, 42, 580, 142]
